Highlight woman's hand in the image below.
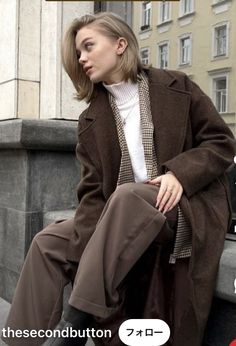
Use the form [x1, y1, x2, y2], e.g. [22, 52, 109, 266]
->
[147, 172, 183, 214]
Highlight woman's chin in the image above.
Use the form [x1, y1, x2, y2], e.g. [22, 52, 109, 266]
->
[88, 73, 101, 84]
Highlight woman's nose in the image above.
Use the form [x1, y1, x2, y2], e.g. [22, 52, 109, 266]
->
[79, 52, 88, 65]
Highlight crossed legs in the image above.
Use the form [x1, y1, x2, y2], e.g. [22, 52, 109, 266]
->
[2, 183, 177, 345]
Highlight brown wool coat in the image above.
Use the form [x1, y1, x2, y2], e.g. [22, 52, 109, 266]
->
[66, 68, 235, 345]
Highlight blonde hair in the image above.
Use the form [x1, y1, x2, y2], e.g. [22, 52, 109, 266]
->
[61, 12, 145, 103]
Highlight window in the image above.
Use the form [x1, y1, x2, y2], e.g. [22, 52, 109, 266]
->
[141, 2, 151, 30]
[213, 77, 227, 113]
[94, 2, 107, 13]
[158, 43, 169, 69]
[180, 0, 194, 16]
[179, 36, 191, 65]
[159, 2, 171, 23]
[140, 48, 150, 65]
[214, 24, 227, 57]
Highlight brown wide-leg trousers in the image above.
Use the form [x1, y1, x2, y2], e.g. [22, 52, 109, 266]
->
[2, 182, 178, 346]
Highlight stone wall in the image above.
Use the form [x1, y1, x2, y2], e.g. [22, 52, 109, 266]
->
[0, 119, 80, 302]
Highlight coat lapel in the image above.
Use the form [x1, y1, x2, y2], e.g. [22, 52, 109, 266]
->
[148, 70, 191, 167]
[82, 87, 121, 196]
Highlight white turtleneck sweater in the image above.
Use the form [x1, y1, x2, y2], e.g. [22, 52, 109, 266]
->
[103, 81, 148, 183]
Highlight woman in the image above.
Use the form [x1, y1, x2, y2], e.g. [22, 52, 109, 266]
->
[2, 12, 235, 346]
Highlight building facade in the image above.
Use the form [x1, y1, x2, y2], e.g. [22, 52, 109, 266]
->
[133, 0, 236, 136]
[1, 0, 235, 134]
[0, 0, 94, 121]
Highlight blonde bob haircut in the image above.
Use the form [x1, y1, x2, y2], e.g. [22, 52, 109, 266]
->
[61, 12, 145, 103]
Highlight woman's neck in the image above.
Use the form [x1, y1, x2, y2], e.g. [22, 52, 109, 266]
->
[103, 80, 138, 106]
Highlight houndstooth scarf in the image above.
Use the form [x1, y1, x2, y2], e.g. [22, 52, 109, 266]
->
[108, 72, 192, 263]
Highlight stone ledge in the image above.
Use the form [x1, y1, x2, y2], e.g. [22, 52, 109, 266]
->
[43, 209, 76, 227]
[215, 239, 236, 303]
[0, 119, 78, 151]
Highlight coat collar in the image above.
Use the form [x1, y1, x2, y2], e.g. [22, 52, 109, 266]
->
[83, 67, 179, 121]
[81, 68, 191, 171]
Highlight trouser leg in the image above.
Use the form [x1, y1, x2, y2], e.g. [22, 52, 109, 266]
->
[69, 182, 177, 319]
[1, 219, 77, 346]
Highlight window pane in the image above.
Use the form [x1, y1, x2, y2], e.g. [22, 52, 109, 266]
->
[222, 92, 226, 113]
[214, 78, 227, 113]
[181, 37, 190, 64]
[217, 79, 226, 90]
[184, 0, 189, 13]
[143, 2, 151, 27]
[141, 49, 149, 64]
[94, 1, 107, 13]
[161, 2, 170, 22]
[182, 0, 192, 14]
[159, 44, 168, 68]
[215, 25, 227, 56]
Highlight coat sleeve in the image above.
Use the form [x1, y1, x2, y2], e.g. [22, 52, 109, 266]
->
[162, 75, 235, 198]
[73, 126, 106, 254]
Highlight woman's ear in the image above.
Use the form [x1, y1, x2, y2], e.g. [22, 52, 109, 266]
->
[116, 37, 128, 55]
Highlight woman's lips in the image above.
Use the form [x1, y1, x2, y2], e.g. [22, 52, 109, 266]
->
[85, 67, 92, 75]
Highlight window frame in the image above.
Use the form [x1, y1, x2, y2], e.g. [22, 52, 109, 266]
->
[157, 41, 169, 69]
[140, 47, 150, 65]
[212, 22, 229, 59]
[179, 34, 192, 66]
[179, 0, 194, 16]
[212, 74, 228, 113]
[141, 1, 152, 30]
[158, 1, 171, 24]
[94, 1, 107, 13]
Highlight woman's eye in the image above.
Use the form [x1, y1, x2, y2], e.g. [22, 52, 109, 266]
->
[85, 43, 93, 50]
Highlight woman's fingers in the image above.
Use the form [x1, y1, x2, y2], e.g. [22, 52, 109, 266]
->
[149, 173, 183, 212]
[162, 187, 178, 213]
[155, 178, 169, 208]
[162, 187, 183, 213]
[157, 186, 178, 212]
[157, 187, 172, 211]
[148, 176, 161, 185]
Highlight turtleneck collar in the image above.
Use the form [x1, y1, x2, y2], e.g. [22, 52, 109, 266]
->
[103, 80, 138, 106]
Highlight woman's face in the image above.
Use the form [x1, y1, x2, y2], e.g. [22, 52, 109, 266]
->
[75, 25, 127, 85]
